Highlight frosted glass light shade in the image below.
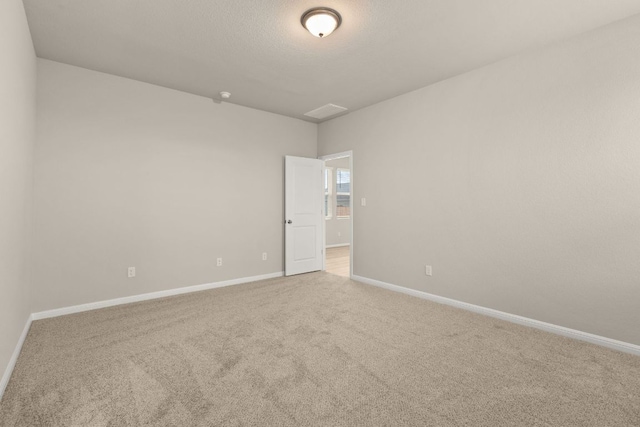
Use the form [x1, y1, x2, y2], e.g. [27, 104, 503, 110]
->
[301, 8, 342, 38]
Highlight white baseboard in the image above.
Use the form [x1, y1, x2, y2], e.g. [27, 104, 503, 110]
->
[0, 314, 33, 400]
[326, 243, 350, 248]
[352, 275, 640, 356]
[32, 271, 284, 321]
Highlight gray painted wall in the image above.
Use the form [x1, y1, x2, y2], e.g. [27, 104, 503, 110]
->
[325, 157, 351, 247]
[318, 15, 640, 345]
[0, 0, 36, 386]
[3, 10, 639, 388]
[33, 59, 317, 312]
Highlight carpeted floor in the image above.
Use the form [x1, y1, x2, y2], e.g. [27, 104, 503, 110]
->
[1, 272, 639, 426]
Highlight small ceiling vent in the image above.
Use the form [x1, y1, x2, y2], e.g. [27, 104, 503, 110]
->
[304, 103, 348, 120]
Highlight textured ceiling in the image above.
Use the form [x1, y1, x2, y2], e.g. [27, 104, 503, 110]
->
[23, 0, 640, 122]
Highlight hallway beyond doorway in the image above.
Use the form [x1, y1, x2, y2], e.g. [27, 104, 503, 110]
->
[325, 246, 349, 277]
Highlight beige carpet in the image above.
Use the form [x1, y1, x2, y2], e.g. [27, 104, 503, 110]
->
[1, 272, 639, 426]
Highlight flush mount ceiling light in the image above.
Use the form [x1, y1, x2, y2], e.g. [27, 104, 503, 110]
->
[301, 7, 342, 38]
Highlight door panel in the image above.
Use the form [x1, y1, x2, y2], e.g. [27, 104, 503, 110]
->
[293, 226, 316, 261]
[285, 156, 323, 276]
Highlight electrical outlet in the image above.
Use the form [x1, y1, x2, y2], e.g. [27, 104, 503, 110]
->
[338, 232, 341, 237]
[425, 265, 432, 276]
[217, 258, 222, 267]
[361, 197, 366, 206]
[128, 267, 136, 278]
[262, 252, 267, 261]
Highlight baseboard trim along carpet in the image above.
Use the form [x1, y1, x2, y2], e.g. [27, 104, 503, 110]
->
[31, 271, 284, 321]
[0, 315, 33, 401]
[352, 275, 640, 356]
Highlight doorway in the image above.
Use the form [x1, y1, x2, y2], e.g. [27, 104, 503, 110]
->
[320, 151, 353, 278]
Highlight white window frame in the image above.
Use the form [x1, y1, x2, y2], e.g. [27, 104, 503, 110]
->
[324, 167, 333, 219]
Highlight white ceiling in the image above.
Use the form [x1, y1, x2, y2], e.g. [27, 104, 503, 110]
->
[23, 0, 640, 122]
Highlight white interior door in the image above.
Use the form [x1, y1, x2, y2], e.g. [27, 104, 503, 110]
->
[285, 155, 323, 276]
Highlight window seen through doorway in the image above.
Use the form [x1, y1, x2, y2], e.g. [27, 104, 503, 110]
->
[336, 168, 350, 218]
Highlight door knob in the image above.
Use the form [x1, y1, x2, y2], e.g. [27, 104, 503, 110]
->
[287, 220, 293, 224]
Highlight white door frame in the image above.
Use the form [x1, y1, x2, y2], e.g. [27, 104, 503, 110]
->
[319, 150, 353, 278]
